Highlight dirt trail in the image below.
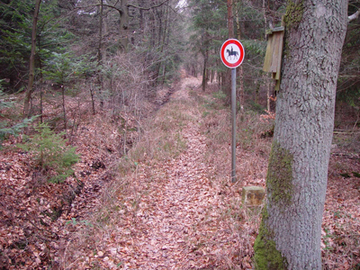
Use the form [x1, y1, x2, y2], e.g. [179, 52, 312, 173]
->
[125, 78, 228, 269]
[59, 75, 256, 269]
[81, 76, 250, 269]
[115, 77, 234, 269]
[1, 73, 358, 269]
[57, 74, 360, 270]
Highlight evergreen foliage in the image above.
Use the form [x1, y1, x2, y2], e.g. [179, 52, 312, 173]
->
[18, 123, 79, 183]
[0, 0, 76, 92]
[0, 116, 37, 147]
[44, 52, 88, 86]
[186, 0, 228, 90]
[0, 0, 34, 91]
[0, 82, 38, 146]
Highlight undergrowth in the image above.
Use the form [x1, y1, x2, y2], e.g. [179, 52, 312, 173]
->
[198, 90, 273, 183]
[123, 99, 195, 166]
[59, 88, 200, 269]
[18, 123, 79, 183]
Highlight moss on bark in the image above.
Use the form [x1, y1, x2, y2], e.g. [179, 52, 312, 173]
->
[283, 0, 305, 58]
[254, 207, 287, 270]
[266, 141, 294, 206]
[284, 1, 305, 30]
[253, 141, 293, 268]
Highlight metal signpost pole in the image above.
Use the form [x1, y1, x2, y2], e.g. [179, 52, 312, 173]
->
[220, 38, 244, 183]
[231, 68, 237, 183]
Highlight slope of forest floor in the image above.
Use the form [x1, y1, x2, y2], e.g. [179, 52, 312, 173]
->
[1, 75, 360, 269]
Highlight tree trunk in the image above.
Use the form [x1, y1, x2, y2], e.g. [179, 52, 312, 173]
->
[202, 51, 208, 92]
[234, 0, 244, 110]
[40, 87, 43, 123]
[227, 0, 234, 38]
[119, 0, 130, 51]
[97, 0, 104, 110]
[224, 0, 234, 102]
[62, 86, 67, 130]
[90, 83, 96, 115]
[254, 0, 348, 269]
[262, 0, 271, 113]
[23, 0, 41, 117]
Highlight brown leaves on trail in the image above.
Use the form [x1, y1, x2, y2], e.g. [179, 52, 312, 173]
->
[1, 76, 360, 269]
[59, 77, 260, 269]
[116, 125, 244, 269]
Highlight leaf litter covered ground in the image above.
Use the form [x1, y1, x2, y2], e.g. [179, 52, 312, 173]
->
[59, 76, 258, 269]
[1, 75, 360, 269]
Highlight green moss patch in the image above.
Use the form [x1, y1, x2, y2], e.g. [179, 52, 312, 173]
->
[266, 141, 294, 206]
[254, 207, 287, 270]
[284, 1, 305, 30]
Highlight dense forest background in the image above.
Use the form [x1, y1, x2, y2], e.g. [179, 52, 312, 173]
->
[0, 0, 360, 269]
[1, 0, 359, 125]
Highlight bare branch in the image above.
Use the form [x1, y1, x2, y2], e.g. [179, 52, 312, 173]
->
[127, 0, 170, 11]
[348, 9, 359, 22]
[75, 4, 124, 16]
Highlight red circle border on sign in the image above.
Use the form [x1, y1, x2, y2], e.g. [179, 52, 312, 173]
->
[220, 39, 245, 68]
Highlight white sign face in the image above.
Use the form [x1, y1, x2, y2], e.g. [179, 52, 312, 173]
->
[220, 39, 245, 68]
[223, 44, 241, 64]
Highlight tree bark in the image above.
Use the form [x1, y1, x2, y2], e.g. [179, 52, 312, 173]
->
[62, 86, 67, 130]
[97, 0, 104, 110]
[227, 0, 234, 38]
[254, 0, 348, 269]
[202, 49, 208, 92]
[234, 0, 244, 110]
[23, 0, 41, 117]
[262, 0, 271, 112]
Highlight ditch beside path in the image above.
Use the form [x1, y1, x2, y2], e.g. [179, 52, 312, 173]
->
[63, 75, 256, 269]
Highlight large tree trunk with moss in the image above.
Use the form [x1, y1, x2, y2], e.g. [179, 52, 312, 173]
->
[254, 0, 348, 269]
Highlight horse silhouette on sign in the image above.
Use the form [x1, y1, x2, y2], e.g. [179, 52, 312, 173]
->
[226, 46, 239, 60]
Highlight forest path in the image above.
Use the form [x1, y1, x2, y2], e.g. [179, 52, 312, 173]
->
[64, 75, 255, 269]
[114, 76, 243, 269]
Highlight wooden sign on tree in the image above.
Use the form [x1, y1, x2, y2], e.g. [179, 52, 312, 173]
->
[263, 26, 285, 90]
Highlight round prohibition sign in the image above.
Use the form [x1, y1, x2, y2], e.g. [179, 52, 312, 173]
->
[220, 39, 245, 68]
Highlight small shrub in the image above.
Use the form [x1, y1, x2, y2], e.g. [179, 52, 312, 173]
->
[0, 116, 37, 146]
[18, 123, 79, 183]
[0, 89, 14, 112]
[212, 90, 227, 101]
[0, 87, 38, 146]
[202, 91, 227, 110]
